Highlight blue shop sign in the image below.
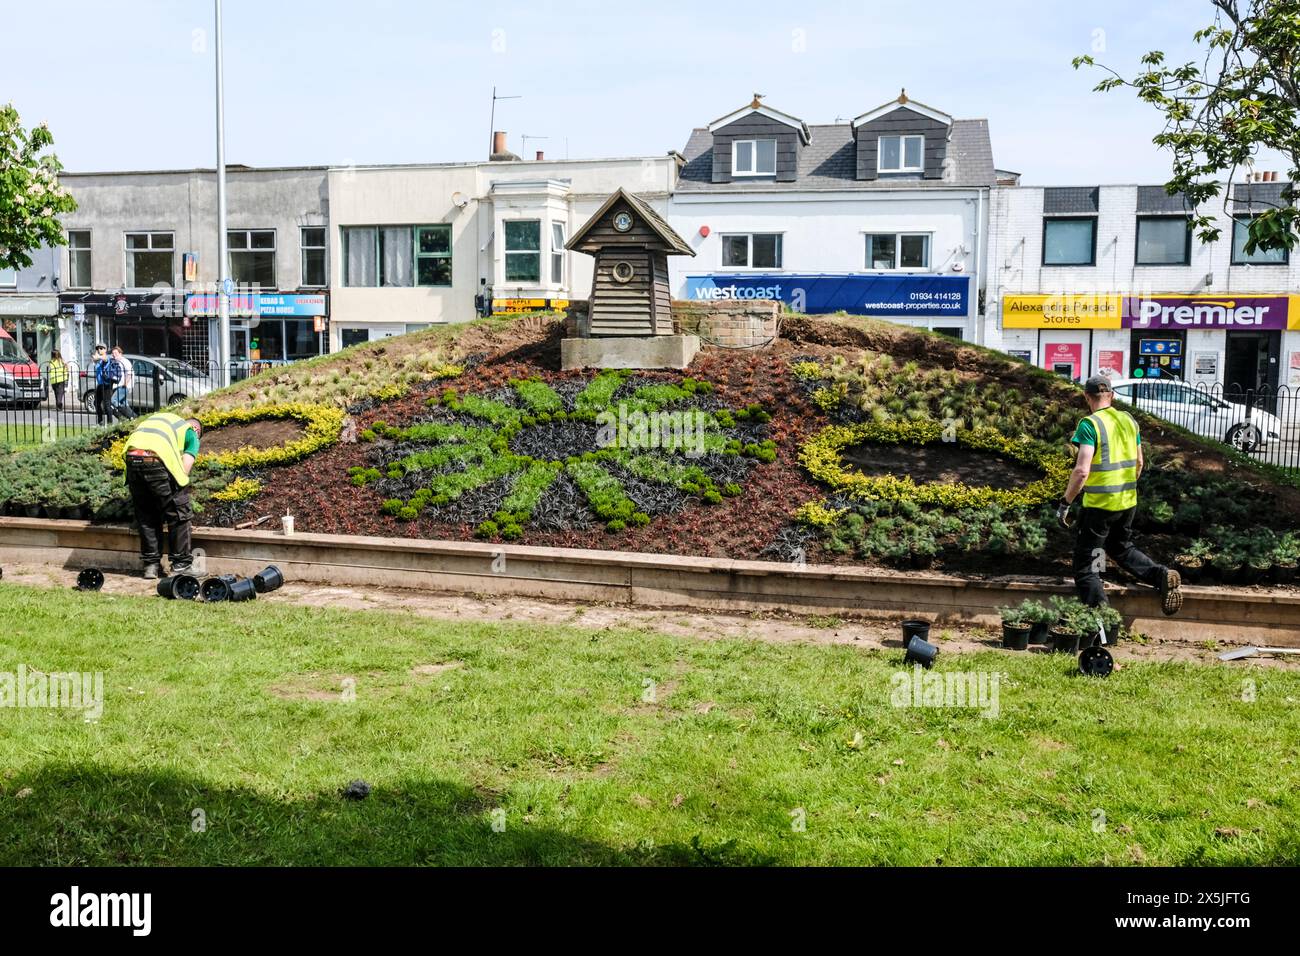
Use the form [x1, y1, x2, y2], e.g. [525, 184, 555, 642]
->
[681, 273, 969, 317]
[185, 293, 328, 318]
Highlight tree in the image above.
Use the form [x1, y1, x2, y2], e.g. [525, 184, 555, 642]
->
[1074, 0, 1300, 254]
[0, 102, 78, 272]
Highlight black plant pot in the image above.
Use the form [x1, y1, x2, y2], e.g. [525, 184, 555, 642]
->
[23, 504, 41, 518]
[900, 619, 930, 644]
[157, 573, 201, 601]
[75, 568, 104, 592]
[904, 635, 939, 668]
[1028, 621, 1051, 644]
[1078, 645, 1114, 678]
[252, 565, 284, 593]
[1049, 626, 1079, 654]
[1001, 622, 1031, 650]
[200, 575, 236, 603]
[228, 577, 257, 602]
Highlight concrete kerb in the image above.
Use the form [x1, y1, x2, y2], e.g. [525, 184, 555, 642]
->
[1, 518, 1297, 643]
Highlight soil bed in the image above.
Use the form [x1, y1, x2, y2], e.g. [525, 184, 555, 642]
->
[202, 419, 305, 455]
[841, 442, 1044, 489]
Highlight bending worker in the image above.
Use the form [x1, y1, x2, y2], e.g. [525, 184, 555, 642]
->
[123, 412, 203, 579]
[1057, 374, 1182, 616]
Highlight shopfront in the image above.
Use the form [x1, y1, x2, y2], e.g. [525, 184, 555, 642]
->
[58, 292, 191, 366]
[1001, 292, 1300, 389]
[682, 273, 972, 335]
[185, 293, 329, 363]
[0, 294, 61, 366]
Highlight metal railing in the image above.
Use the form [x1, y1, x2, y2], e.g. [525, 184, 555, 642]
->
[1117, 379, 1300, 470]
[0, 359, 287, 448]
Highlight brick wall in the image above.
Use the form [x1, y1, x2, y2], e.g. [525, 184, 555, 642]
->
[671, 298, 780, 349]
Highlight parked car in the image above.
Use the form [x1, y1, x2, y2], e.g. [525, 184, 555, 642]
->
[0, 326, 44, 408]
[80, 355, 216, 414]
[1110, 377, 1283, 453]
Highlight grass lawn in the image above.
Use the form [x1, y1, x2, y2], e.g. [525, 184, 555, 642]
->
[1, 421, 92, 450]
[1, 582, 1297, 866]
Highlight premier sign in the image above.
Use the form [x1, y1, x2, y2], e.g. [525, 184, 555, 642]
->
[1125, 295, 1290, 330]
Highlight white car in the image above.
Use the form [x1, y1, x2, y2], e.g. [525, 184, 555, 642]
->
[1110, 377, 1283, 453]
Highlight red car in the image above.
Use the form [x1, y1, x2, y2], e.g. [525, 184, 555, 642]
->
[0, 326, 44, 408]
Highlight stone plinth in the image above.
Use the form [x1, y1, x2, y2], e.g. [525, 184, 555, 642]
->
[560, 334, 700, 371]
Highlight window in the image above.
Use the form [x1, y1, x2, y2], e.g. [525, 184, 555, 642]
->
[551, 222, 566, 284]
[504, 220, 541, 282]
[342, 225, 452, 286]
[732, 139, 777, 177]
[878, 135, 924, 174]
[864, 233, 930, 270]
[416, 225, 452, 286]
[721, 233, 783, 269]
[228, 229, 276, 288]
[0, 266, 14, 288]
[1135, 216, 1190, 265]
[125, 232, 175, 288]
[301, 227, 326, 287]
[67, 230, 91, 288]
[1042, 217, 1096, 266]
[1232, 216, 1288, 264]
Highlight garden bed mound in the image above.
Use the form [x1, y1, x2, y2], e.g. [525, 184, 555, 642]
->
[841, 442, 1044, 490]
[201, 419, 306, 455]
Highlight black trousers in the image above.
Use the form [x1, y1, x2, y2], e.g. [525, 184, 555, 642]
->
[94, 383, 115, 425]
[1073, 505, 1166, 607]
[125, 458, 192, 566]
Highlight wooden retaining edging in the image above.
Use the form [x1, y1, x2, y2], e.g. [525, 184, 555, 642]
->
[0, 518, 1297, 644]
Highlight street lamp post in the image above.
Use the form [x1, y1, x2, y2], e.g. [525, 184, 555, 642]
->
[215, 0, 230, 384]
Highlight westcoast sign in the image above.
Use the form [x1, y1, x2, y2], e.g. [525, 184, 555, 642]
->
[1004, 293, 1300, 330]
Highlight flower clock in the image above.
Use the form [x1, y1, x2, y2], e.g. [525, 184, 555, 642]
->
[350, 370, 776, 539]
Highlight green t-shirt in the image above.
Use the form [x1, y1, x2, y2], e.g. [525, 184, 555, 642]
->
[183, 427, 201, 457]
[1071, 414, 1141, 448]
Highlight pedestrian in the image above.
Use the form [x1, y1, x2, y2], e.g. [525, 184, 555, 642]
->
[92, 343, 120, 425]
[109, 346, 135, 419]
[48, 349, 68, 411]
[122, 411, 202, 579]
[1057, 374, 1182, 615]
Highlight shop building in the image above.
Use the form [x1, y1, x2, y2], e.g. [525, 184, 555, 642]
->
[57, 166, 330, 368]
[666, 93, 996, 342]
[0, 244, 62, 368]
[988, 181, 1300, 393]
[324, 138, 678, 350]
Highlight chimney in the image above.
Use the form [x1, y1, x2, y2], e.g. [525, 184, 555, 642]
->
[535, 150, 545, 161]
[492, 131, 507, 156]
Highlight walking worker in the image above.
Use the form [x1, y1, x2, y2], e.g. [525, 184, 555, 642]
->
[48, 349, 69, 411]
[123, 411, 202, 579]
[1057, 374, 1182, 615]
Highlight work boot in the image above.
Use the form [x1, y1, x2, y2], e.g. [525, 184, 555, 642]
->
[143, 563, 161, 580]
[1159, 568, 1182, 616]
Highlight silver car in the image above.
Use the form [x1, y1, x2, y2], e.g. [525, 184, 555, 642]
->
[80, 355, 216, 414]
[1110, 377, 1283, 453]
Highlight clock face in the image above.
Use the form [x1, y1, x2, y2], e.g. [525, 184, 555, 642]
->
[612, 211, 634, 232]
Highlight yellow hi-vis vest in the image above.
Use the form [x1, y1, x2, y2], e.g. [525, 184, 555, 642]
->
[1082, 406, 1140, 511]
[124, 412, 195, 487]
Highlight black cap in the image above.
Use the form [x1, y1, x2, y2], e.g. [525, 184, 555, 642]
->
[1084, 374, 1113, 395]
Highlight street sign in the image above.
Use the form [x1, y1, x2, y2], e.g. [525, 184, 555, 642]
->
[221, 277, 234, 296]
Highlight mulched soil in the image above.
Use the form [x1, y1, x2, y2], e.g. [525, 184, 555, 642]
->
[841, 442, 1043, 490]
[230, 315, 1300, 580]
[201, 419, 305, 455]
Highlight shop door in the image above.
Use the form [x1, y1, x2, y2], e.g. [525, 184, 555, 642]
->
[1130, 330, 1186, 380]
[1225, 330, 1280, 411]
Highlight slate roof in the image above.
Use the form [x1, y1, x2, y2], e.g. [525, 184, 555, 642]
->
[676, 119, 995, 192]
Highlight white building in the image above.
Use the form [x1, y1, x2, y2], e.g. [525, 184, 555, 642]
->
[326, 140, 678, 349]
[666, 94, 996, 343]
[988, 180, 1300, 393]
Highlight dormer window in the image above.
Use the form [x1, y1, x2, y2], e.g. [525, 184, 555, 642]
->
[878, 135, 924, 174]
[733, 139, 777, 177]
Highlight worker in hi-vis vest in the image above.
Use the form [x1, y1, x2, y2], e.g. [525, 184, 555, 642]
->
[1057, 375, 1182, 616]
[123, 412, 203, 580]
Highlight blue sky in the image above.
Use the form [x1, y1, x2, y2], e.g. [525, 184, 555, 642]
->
[3, 0, 1227, 183]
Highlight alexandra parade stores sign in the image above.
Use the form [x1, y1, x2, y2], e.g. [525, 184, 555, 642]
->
[1003, 293, 1300, 330]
